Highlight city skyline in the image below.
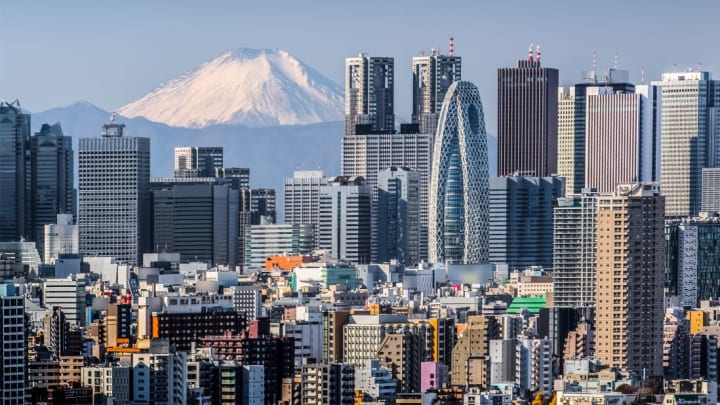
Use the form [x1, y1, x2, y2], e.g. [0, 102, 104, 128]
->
[2, 1, 719, 135]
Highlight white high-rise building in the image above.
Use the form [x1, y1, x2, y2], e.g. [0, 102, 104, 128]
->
[702, 168, 720, 213]
[131, 340, 187, 405]
[429, 81, 489, 264]
[79, 118, 150, 265]
[653, 71, 720, 217]
[284, 170, 326, 246]
[344, 55, 394, 135]
[412, 52, 462, 135]
[43, 214, 78, 264]
[318, 176, 372, 264]
[0, 283, 25, 404]
[44, 277, 86, 327]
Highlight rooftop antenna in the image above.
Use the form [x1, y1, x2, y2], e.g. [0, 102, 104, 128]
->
[592, 51, 597, 71]
[641, 66, 645, 84]
[698, 61, 703, 71]
[673, 63, 677, 72]
[449, 36, 455, 57]
[528, 43, 534, 61]
[536, 45, 541, 62]
[614, 53, 618, 69]
[110, 111, 117, 124]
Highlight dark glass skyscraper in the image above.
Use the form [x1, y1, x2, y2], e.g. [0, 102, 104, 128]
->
[0, 101, 31, 242]
[497, 49, 559, 177]
[31, 123, 75, 254]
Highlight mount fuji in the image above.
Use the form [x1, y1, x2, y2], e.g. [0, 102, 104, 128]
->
[117, 48, 344, 128]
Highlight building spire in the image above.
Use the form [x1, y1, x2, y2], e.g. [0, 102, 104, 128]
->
[614, 53, 618, 69]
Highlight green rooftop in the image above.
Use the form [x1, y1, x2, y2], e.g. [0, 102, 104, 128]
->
[506, 295, 547, 314]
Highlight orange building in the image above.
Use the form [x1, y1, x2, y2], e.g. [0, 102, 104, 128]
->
[265, 255, 314, 271]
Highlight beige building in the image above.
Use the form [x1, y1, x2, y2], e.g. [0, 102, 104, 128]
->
[451, 315, 500, 387]
[594, 183, 664, 377]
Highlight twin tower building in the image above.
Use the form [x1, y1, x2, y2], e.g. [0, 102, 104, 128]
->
[340, 52, 489, 265]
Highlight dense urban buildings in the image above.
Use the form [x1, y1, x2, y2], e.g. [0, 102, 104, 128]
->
[429, 81, 489, 264]
[497, 47, 559, 177]
[78, 118, 151, 265]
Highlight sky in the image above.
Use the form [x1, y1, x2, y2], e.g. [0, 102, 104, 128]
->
[1, 0, 719, 134]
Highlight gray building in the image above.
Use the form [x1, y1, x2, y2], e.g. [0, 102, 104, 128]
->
[284, 170, 326, 248]
[497, 48, 559, 177]
[345, 55, 394, 135]
[412, 52, 461, 135]
[301, 362, 355, 405]
[31, 123, 75, 255]
[319, 176, 371, 264]
[78, 118, 150, 265]
[552, 189, 598, 308]
[653, 71, 720, 217]
[250, 188, 276, 225]
[374, 167, 421, 266]
[174, 146, 223, 178]
[489, 175, 564, 270]
[702, 168, 720, 213]
[151, 179, 239, 267]
[244, 224, 314, 269]
[217, 167, 250, 190]
[0, 100, 31, 242]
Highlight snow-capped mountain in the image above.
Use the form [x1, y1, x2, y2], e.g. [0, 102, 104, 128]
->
[117, 48, 344, 128]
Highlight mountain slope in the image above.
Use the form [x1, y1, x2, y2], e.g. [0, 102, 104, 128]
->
[117, 48, 344, 128]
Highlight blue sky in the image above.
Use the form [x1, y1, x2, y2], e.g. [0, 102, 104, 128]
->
[1, 0, 718, 134]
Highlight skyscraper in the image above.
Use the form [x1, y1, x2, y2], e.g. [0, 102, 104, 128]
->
[375, 167, 421, 265]
[216, 167, 250, 190]
[412, 52, 461, 135]
[174, 146, 223, 178]
[557, 68, 639, 195]
[250, 188, 276, 224]
[702, 168, 720, 213]
[429, 81, 489, 264]
[653, 71, 720, 217]
[595, 183, 664, 377]
[345, 55, 394, 135]
[552, 189, 598, 308]
[78, 118, 151, 265]
[318, 176, 371, 264]
[497, 47, 559, 177]
[284, 170, 326, 247]
[488, 175, 564, 270]
[0, 100, 31, 242]
[31, 123, 75, 254]
[151, 180, 239, 267]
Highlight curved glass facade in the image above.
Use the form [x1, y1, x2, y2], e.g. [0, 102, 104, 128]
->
[429, 81, 489, 264]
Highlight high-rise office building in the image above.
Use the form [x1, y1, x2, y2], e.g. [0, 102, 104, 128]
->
[653, 71, 720, 217]
[284, 170, 326, 247]
[0, 283, 25, 404]
[78, 118, 150, 265]
[318, 176, 371, 264]
[216, 167, 250, 190]
[595, 183, 664, 377]
[557, 68, 641, 195]
[44, 277, 87, 327]
[250, 188, 276, 225]
[151, 180, 239, 267]
[342, 128, 431, 260]
[497, 47, 559, 177]
[31, 123, 75, 254]
[488, 175, 564, 269]
[345, 55, 394, 135]
[0, 100, 31, 242]
[702, 168, 720, 214]
[552, 189, 598, 308]
[665, 214, 720, 307]
[412, 52, 461, 135]
[174, 146, 223, 178]
[374, 167, 421, 265]
[429, 81, 489, 264]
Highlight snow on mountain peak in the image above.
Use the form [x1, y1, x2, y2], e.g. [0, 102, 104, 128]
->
[117, 48, 344, 128]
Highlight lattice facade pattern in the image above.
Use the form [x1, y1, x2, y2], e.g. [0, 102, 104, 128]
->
[428, 81, 489, 264]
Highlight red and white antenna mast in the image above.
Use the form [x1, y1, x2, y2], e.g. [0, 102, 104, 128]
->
[592, 51, 597, 71]
[528, 43, 534, 61]
[536, 45, 541, 62]
[448, 36, 455, 57]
